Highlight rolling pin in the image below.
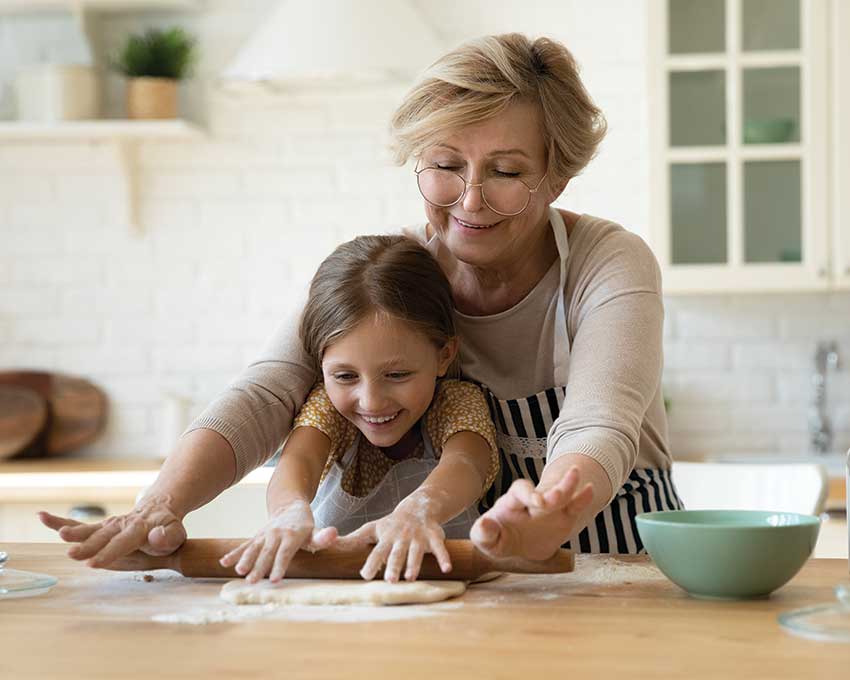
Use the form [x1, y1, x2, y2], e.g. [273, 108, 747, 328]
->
[103, 538, 574, 581]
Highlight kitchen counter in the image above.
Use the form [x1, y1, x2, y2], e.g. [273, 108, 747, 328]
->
[3, 544, 848, 679]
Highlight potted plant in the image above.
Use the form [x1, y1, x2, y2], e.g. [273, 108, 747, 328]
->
[112, 27, 197, 120]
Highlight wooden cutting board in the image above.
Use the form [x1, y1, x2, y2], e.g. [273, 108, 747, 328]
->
[0, 371, 107, 457]
[0, 385, 48, 459]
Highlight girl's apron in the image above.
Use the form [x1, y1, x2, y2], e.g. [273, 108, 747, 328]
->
[311, 425, 479, 539]
[476, 207, 684, 554]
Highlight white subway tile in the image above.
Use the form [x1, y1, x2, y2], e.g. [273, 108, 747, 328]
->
[667, 406, 731, 432]
[12, 318, 101, 345]
[0, 144, 105, 170]
[61, 287, 153, 318]
[0, 288, 59, 316]
[284, 132, 383, 162]
[240, 167, 336, 198]
[0, 174, 52, 201]
[152, 346, 242, 373]
[11, 256, 103, 286]
[141, 171, 242, 199]
[105, 404, 152, 436]
[663, 372, 774, 404]
[53, 347, 151, 375]
[731, 342, 811, 370]
[728, 405, 807, 433]
[676, 307, 776, 339]
[0, 348, 60, 369]
[663, 341, 730, 370]
[668, 432, 780, 457]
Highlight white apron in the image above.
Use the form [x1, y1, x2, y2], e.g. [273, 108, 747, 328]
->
[476, 207, 684, 554]
[310, 423, 479, 539]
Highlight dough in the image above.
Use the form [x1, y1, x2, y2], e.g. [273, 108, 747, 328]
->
[220, 578, 466, 607]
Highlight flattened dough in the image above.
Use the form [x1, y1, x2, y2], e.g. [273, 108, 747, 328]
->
[220, 578, 466, 607]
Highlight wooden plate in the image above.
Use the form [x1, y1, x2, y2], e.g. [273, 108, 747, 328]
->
[0, 385, 48, 459]
[0, 371, 108, 457]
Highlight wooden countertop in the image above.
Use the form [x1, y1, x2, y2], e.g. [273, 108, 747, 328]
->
[3, 544, 848, 679]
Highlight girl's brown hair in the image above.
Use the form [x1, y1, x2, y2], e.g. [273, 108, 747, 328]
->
[391, 33, 607, 185]
[299, 235, 457, 373]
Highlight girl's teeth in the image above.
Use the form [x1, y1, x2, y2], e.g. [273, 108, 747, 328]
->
[362, 412, 398, 424]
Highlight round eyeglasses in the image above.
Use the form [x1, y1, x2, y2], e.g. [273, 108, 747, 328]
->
[414, 165, 548, 217]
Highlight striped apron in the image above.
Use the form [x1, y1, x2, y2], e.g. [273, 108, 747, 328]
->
[476, 208, 683, 554]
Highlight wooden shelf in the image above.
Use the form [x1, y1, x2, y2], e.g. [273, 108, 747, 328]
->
[0, 119, 205, 234]
[0, 0, 200, 14]
[0, 118, 204, 141]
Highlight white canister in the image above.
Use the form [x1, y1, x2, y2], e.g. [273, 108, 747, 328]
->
[15, 64, 99, 122]
[159, 392, 192, 459]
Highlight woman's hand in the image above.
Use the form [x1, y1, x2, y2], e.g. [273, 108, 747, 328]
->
[38, 493, 187, 568]
[336, 496, 452, 583]
[470, 466, 594, 561]
[218, 500, 337, 583]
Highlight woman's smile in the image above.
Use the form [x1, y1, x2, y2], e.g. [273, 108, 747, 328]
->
[452, 215, 502, 231]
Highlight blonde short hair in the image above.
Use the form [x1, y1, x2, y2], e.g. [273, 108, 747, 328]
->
[391, 33, 607, 183]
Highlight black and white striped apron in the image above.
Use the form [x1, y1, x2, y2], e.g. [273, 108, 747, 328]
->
[474, 207, 683, 554]
[477, 384, 684, 554]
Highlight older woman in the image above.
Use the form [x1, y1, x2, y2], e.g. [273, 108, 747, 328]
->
[41, 33, 681, 569]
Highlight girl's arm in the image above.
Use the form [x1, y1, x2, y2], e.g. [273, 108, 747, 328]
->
[362, 430, 493, 582]
[399, 430, 491, 525]
[218, 426, 335, 583]
[341, 430, 492, 583]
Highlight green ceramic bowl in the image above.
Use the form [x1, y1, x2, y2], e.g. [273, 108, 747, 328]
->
[636, 510, 820, 599]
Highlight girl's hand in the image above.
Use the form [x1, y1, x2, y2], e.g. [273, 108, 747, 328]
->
[38, 494, 187, 568]
[336, 496, 452, 583]
[470, 466, 594, 561]
[219, 500, 337, 583]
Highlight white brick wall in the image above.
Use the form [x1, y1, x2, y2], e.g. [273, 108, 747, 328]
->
[664, 295, 850, 458]
[1, 1, 847, 462]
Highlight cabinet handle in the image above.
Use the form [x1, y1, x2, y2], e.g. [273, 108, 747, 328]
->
[69, 505, 107, 522]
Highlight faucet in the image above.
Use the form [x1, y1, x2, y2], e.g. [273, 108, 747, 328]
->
[808, 340, 840, 454]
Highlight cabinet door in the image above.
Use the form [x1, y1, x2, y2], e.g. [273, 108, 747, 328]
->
[649, 0, 830, 293]
[0, 501, 135, 542]
[833, 0, 850, 289]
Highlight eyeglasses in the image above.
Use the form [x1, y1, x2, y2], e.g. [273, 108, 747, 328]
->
[414, 164, 548, 217]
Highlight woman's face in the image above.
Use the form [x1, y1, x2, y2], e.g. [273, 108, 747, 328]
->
[419, 100, 560, 271]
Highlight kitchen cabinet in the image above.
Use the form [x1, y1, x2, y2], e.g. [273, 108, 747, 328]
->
[648, 0, 847, 293]
[0, 459, 271, 542]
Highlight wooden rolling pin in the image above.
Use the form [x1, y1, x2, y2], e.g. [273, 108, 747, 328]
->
[104, 539, 574, 581]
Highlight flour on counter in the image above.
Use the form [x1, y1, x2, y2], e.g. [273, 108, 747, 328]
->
[151, 603, 444, 625]
[571, 555, 666, 585]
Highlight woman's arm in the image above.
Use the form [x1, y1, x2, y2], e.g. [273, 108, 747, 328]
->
[39, 428, 240, 567]
[40, 303, 319, 566]
[218, 425, 335, 583]
[472, 228, 665, 559]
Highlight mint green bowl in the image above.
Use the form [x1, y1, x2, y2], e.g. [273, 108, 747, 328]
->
[636, 510, 820, 599]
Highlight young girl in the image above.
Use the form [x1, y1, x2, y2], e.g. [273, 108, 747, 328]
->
[220, 235, 499, 584]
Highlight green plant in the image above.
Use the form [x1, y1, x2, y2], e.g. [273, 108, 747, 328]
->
[112, 27, 197, 80]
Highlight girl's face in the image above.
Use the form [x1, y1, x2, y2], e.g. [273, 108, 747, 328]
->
[321, 313, 457, 449]
[420, 100, 564, 271]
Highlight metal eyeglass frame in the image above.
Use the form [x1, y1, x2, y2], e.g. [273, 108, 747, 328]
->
[414, 163, 548, 217]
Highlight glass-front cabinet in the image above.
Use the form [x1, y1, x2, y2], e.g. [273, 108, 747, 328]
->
[648, 0, 839, 293]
